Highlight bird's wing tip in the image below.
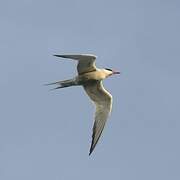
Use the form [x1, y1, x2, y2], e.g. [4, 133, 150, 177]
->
[53, 54, 64, 57]
[89, 143, 95, 156]
[89, 148, 92, 155]
[53, 54, 97, 59]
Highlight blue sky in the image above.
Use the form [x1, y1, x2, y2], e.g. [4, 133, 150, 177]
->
[0, 0, 180, 179]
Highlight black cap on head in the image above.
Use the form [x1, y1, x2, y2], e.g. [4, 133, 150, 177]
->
[105, 68, 113, 71]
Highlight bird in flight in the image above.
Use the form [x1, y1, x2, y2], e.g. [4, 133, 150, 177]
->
[46, 54, 120, 155]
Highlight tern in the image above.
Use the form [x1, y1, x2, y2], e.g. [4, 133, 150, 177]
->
[46, 54, 120, 155]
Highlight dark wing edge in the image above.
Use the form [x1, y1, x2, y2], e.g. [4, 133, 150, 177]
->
[83, 81, 112, 155]
[53, 54, 97, 60]
[53, 54, 97, 74]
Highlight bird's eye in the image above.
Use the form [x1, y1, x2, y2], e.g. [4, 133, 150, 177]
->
[105, 68, 112, 71]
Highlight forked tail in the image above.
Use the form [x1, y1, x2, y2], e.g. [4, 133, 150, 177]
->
[45, 78, 77, 90]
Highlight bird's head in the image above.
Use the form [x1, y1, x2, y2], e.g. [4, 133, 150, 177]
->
[104, 68, 120, 77]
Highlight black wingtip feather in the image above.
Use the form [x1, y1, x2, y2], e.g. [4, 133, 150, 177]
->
[89, 146, 94, 156]
[89, 136, 96, 156]
[53, 54, 67, 58]
[53, 54, 62, 57]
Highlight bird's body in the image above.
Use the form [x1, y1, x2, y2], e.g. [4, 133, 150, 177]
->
[46, 54, 120, 155]
[73, 70, 109, 87]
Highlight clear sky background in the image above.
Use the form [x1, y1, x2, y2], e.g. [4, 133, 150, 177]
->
[0, 0, 180, 179]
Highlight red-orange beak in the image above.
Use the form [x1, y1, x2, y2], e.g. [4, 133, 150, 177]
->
[112, 70, 120, 74]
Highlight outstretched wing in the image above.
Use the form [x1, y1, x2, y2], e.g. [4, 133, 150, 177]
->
[53, 54, 97, 75]
[83, 81, 112, 155]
